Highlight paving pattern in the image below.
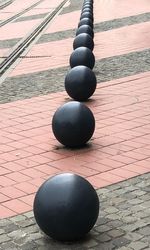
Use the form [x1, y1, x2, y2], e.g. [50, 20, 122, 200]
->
[0, 0, 150, 249]
[0, 173, 149, 250]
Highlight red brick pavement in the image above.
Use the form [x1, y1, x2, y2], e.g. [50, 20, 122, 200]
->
[0, 72, 150, 218]
[45, 0, 150, 33]
[0, 0, 150, 219]
[0, 0, 54, 21]
[10, 21, 150, 76]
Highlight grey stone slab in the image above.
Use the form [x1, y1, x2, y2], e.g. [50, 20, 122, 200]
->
[128, 241, 149, 250]
[117, 247, 133, 250]
[0, 38, 20, 49]
[10, 214, 26, 223]
[137, 226, 150, 236]
[125, 232, 144, 241]
[37, 29, 76, 44]
[112, 236, 131, 248]
[0, 229, 5, 235]
[0, 234, 10, 244]
[3, 223, 18, 233]
[0, 241, 19, 250]
[94, 233, 111, 242]
[61, 0, 83, 14]
[16, 219, 35, 228]
[107, 229, 125, 238]
[94, 12, 150, 33]
[128, 198, 143, 205]
[95, 49, 150, 84]
[14, 13, 48, 22]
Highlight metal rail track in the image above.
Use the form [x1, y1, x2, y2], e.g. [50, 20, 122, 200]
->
[0, 0, 46, 27]
[0, 0, 68, 76]
[0, 0, 12, 10]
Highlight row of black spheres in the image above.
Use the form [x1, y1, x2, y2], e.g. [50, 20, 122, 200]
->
[33, 0, 99, 243]
[52, 0, 97, 148]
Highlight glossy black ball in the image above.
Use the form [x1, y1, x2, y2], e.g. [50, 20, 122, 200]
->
[76, 25, 94, 38]
[83, 4, 93, 9]
[78, 18, 93, 29]
[82, 8, 93, 14]
[73, 33, 94, 51]
[80, 12, 93, 21]
[84, 0, 93, 4]
[65, 65, 97, 101]
[84, 0, 93, 3]
[84, 1, 93, 5]
[70, 47, 95, 69]
[33, 173, 99, 241]
[52, 101, 95, 147]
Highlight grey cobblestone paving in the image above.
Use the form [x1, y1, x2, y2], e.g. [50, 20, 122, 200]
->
[37, 12, 150, 44]
[14, 13, 49, 22]
[1, 12, 150, 50]
[61, 0, 83, 14]
[0, 173, 149, 250]
[0, 38, 20, 49]
[0, 48, 150, 104]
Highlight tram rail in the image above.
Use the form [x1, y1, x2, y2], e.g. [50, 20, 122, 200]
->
[0, 0, 68, 76]
[0, 0, 46, 27]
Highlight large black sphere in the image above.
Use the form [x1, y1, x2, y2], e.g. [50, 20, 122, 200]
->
[84, 1, 93, 5]
[78, 18, 93, 28]
[52, 101, 95, 147]
[33, 173, 99, 241]
[84, 0, 93, 4]
[80, 12, 93, 21]
[84, 0, 93, 3]
[76, 25, 94, 38]
[82, 8, 93, 14]
[73, 33, 94, 51]
[65, 65, 97, 101]
[83, 4, 93, 9]
[70, 47, 95, 69]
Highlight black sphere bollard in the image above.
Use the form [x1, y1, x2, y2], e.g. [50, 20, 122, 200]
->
[82, 8, 93, 14]
[65, 65, 97, 101]
[80, 12, 93, 21]
[70, 47, 95, 69]
[83, 3, 93, 8]
[84, 0, 93, 4]
[73, 33, 94, 51]
[76, 24, 94, 38]
[52, 101, 95, 147]
[78, 18, 93, 29]
[33, 173, 99, 241]
[84, 1, 93, 4]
